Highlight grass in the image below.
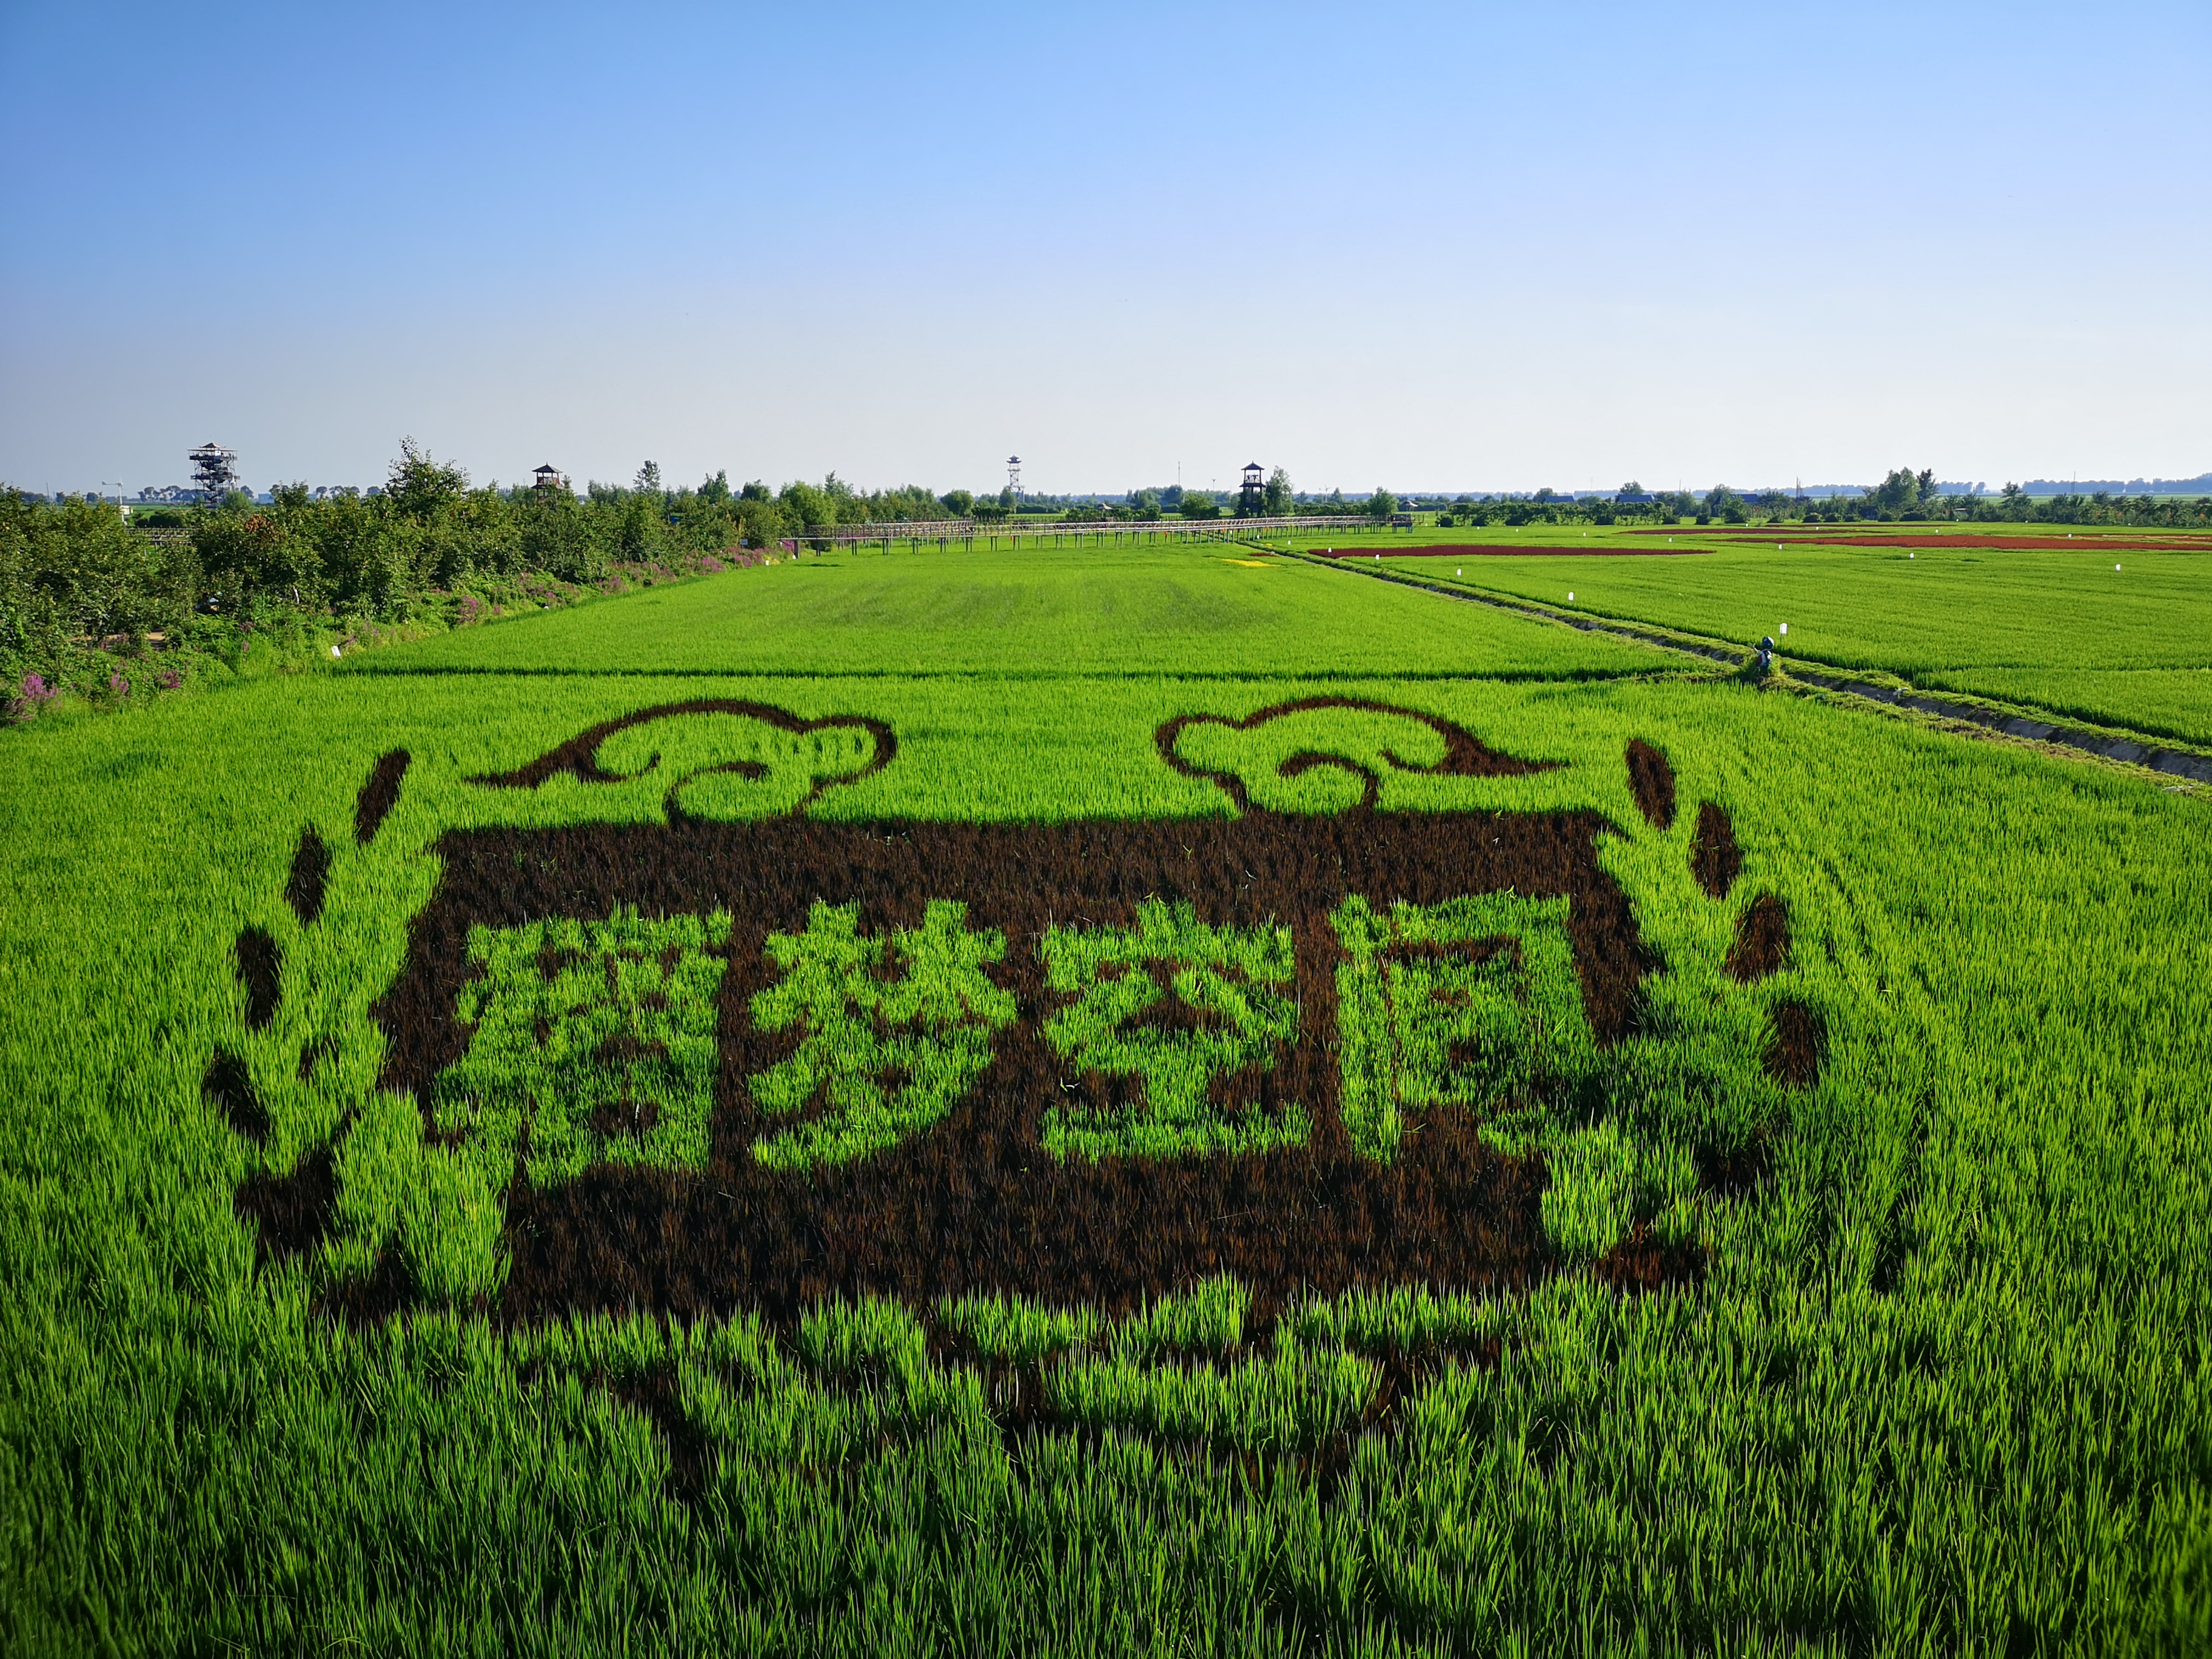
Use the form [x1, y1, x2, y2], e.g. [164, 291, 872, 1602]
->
[1330, 893, 1594, 1165]
[1, 540, 2208, 1652]
[1309, 530, 2212, 745]
[439, 909, 732, 1185]
[751, 900, 1017, 1171]
[347, 539, 1671, 680]
[1917, 666, 2212, 749]
[1039, 900, 1302, 1159]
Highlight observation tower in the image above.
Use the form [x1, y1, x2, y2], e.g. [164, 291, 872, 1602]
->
[189, 441, 239, 503]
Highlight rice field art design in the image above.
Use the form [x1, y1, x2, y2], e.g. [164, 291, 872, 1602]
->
[215, 695, 1820, 1328]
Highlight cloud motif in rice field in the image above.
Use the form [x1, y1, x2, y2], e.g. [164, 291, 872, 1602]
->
[471, 698, 893, 822]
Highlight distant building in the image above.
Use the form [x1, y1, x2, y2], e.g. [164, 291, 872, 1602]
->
[189, 440, 240, 502]
[1238, 462, 1264, 516]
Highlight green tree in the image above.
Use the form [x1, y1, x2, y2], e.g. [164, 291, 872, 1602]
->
[198, 495, 323, 608]
[731, 494, 786, 550]
[869, 486, 943, 522]
[1262, 468, 1292, 515]
[21, 494, 188, 642]
[384, 438, 468, 520]
[1865, 468, 1931, 518]
[1366, 488, 1398, 522]
[1179, 490, 1221, 520]
[515, 486, 604, 581]
[780, 480, 832, 530]
[819, 472, 863, 523]
[939, 489, 974, 518]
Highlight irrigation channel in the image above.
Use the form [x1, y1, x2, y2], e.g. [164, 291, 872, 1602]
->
[1282, 543, 2212, 788]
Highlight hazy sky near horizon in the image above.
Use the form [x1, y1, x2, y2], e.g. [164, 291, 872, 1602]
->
[3, 1, 2207, 497]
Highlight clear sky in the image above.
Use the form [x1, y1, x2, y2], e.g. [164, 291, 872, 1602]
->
[3, 1, 2207, 498]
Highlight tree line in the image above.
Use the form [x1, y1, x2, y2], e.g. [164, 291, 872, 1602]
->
[8, 447, 2208, 718]
[1428, 469, 2212, 529]
[1, 443, 991, 714]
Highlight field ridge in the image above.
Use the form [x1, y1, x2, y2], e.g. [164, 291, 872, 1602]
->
[1279, 545, 2212, 785]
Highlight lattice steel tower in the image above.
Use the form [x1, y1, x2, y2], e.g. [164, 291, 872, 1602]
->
[189, 441, 239, 503]
[1007, 455, 1021, 501]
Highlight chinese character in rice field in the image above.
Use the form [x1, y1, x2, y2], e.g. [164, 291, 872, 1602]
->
[219, 696, 1822, 1321]
[433, 909, 732, 1187]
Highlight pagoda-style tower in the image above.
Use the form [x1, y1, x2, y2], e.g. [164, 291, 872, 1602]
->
[1238, 461, 1265, 517]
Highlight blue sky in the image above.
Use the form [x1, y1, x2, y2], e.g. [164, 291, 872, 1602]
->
[3, 1, 2207, 496]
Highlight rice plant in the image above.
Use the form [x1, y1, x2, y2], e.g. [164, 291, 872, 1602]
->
[1, 538, 2206, 1653]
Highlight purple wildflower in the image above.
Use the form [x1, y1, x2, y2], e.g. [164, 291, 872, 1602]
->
[22, 673, 52, 702]
[158, 669, 183, 691]
[109, 674, 130, 697]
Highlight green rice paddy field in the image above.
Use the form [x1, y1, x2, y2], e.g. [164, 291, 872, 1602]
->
[2, 540, 2208, 1654]
[1282, 525, 2212, 747]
